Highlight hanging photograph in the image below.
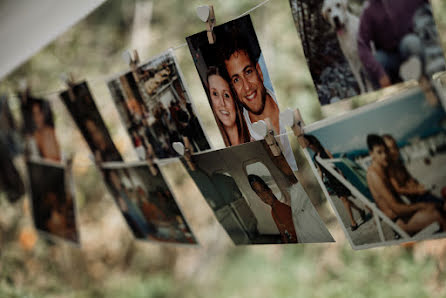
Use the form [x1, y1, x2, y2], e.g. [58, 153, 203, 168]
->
[101, 161, 197, 244]
[186, 15, 298, 170]
[27, 159, 80, 244]
[302, 86, 446, 249]
[20, 95, 61, 162]
[182, 139, 333, 245]
[107, 50, 211, 161]
[289, 0, 446, 105]
[60, 81, 123, 162]
[0, 95, 25, 202]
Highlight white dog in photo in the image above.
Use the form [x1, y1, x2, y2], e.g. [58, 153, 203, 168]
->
[322, 0, 372, 94]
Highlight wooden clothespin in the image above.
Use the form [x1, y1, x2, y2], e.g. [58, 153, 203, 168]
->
[252, 118, 282, 157]
[172, 138, 196, 171]
[123, 49, 141, 82]
[197, 5, 216, 44]
[182, 136, 196, 171]
[281, 108, 307, 149]
[61, 73, 77, 102]
[66, 153, 75, 170]
[145, 143, 159, 176]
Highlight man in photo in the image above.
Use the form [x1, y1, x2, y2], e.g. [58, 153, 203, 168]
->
[60, 82, 123, 163]
[365, 134, 445, 235]
[107, 170, 155, 238]
[221, 34, 297, 170]
[248, 174, 298, 243]
[108, 51, 210, 160]
[84, 118, 122, 162]
[28, 161, 79, 243]
[30, 99, 61, 162]
[358, 0, 430, 87]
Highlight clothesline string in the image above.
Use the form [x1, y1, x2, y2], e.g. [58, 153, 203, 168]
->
[72, 128, 294, 168]
[7, 0, 272, 99]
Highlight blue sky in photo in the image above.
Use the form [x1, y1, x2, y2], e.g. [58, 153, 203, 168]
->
[258, 53, 274, 93]
[309, 90, 446, 156]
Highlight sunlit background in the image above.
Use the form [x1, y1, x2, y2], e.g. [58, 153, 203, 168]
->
[1, 0, 446, 297]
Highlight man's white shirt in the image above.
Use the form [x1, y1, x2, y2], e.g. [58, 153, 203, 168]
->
[242, 89, 298, 171]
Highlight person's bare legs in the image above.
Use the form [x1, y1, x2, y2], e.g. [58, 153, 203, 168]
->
[397, 205, 446, 235]
[341, 196, 358, 228]
[349, 200, 364, 215]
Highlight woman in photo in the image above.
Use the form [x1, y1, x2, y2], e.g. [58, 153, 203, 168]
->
[206, 66, 250, 147]
[304, 134, 366, 231]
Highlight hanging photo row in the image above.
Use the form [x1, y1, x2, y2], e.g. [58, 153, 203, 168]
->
[17, 91, 80, 244]
[59, 81, 197, 245]
[1, 0, 446, 251]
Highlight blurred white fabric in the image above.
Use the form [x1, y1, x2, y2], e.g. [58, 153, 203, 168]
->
[0, 0, 107, 80]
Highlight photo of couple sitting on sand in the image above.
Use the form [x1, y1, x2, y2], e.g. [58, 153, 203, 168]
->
[304, 86, 446, 249]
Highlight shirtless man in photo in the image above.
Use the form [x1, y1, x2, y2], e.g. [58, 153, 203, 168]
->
[365, 134, 445, 235]
[32, 101, 61, 161]
[248, 174, 298, 243]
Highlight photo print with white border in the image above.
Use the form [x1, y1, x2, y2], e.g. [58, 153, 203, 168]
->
[289, 0, 446, 105]
[27, 159, 80, 244]
[302, 86, 446, 249]
[182, 138, 334, 245]
[101, 161, 197, 245]
[186, 15, 298, 171]
[107, 50, 211, 161]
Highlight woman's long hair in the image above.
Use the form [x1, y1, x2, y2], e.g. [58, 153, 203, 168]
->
[206, 66, 250, 146]
[304, 134, 329, 159]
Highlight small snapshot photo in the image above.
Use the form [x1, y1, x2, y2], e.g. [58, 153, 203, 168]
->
[303, 87, 446, 249]
[107, 50, 210, 160]
[27, 160, 79, 244]
[0, 95, 25, 203]
[20, 96, 61, 162]
[289, 0, 446, 105]
[101, 161, 196, 244]
[184, 139, 333, 245]
[187, 15, 297, 170]
[0, 95, 22, 156]
[60, 81, 122, 162]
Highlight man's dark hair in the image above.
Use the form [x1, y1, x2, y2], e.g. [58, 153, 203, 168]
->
[248, 174, 270, 191]
[220, 30, 259, 66]
[367, 134, 386, 151]
[30, 98, 55, 129]
[177, 109, 190, 124]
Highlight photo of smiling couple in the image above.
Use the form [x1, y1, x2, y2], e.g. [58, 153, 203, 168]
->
[187, 15, 297, 171]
